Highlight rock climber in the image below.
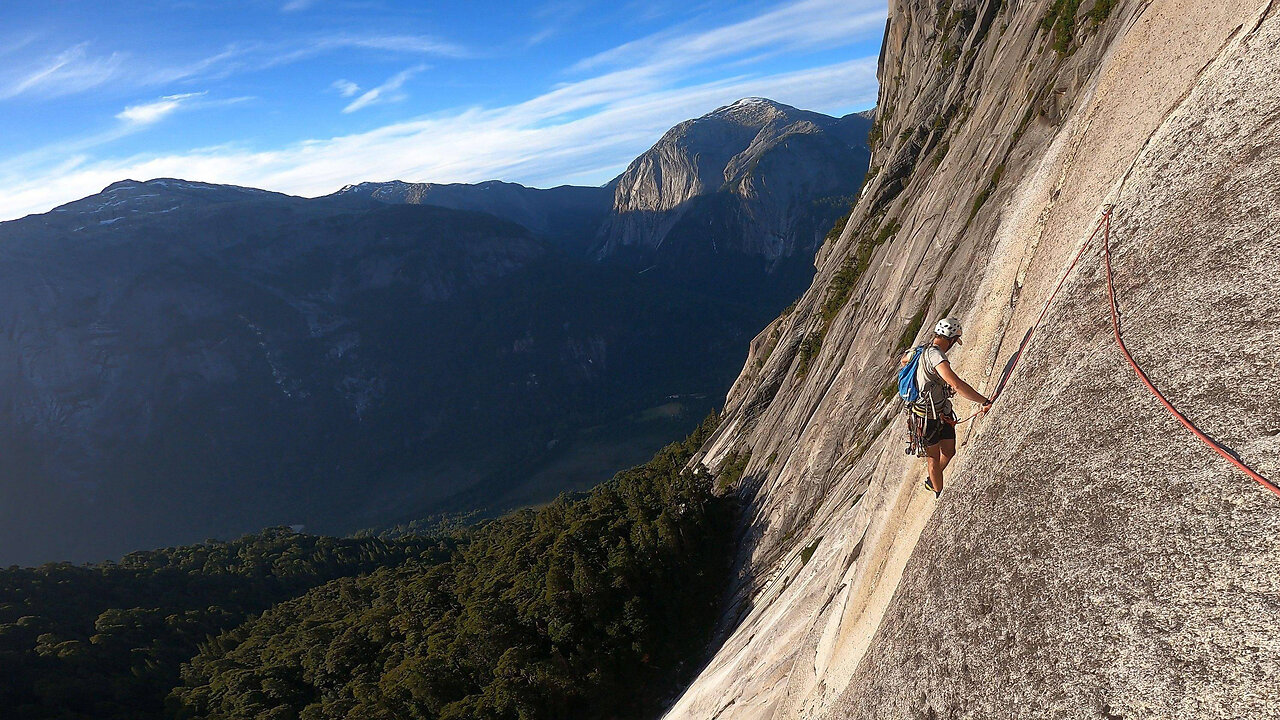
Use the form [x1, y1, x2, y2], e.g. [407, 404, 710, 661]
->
[914, 317, 992, 497]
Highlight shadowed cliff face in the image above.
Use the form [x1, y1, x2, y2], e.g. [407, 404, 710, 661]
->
[0, 183, 750, 565]
[0, 188, 547, 564]
[331, 180, 613, 255]
[667, 1, 1280, 718]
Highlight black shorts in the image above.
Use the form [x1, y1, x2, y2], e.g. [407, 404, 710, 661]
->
[922, 416, 956, 447]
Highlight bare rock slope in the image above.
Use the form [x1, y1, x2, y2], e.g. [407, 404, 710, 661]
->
[597, 98, 871, 264]
[668, 1, 1280, 718]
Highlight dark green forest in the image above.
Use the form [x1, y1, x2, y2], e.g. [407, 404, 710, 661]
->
[1, 415, 735, 720]
[0, 530, 446, 719]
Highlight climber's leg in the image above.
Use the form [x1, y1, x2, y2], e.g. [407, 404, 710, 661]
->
[925, 442, 944, 496]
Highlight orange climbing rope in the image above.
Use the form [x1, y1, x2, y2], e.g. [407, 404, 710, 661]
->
[986, 206, 1280, 498]
[1099, 210, 1280, 499]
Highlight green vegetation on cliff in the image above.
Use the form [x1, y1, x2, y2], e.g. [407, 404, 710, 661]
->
[797, 217, 902, 378]
[1041, 0, 1116, 55]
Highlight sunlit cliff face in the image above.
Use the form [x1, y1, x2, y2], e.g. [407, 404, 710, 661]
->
[664, 1, 1280, 718]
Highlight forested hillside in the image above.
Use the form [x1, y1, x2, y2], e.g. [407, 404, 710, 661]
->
[0, 530, 443, 719]
[1, 416, 735, 720]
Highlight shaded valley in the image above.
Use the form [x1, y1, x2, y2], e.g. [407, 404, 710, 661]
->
[0, 99, 870, 565]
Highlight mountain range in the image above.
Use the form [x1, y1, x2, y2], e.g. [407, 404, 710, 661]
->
[0, 98, 870, 565]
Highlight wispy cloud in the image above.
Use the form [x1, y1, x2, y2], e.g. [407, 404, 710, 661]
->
[573, 0, 884, 74]
[343, 64, 425, 113]
[529, 0, 589, 43]
[116, 92, 206, 125]
[526, 27, 559, 47]
[0, 33, 464, 103]
[140, 45, 247, 86]
[332, 79, 361, 97]
[282, 0, 316, 11]
[1, 43, 125, 99]
[153, 35, 464, 85]
[0, 33, 39, 57]
[265, 35, 468, 68]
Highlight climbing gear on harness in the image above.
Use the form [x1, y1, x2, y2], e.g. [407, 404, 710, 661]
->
[905, 405, 928, 457]
[899, 342, 966, 455]
[992, 205, 1280, 499]
[899, 345, 950, 455]
[934, 317, 963, 341]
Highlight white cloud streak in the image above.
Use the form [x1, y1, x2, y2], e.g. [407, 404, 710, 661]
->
[343, 64, 425, 113]
[0, 33, 39, 57]
[1, 43, 125, 99]
[0, 33, 464, 102]
[332, 79, 361, 97]
[259, 34, 468, 69]
[572, 0, 885, 73]
[116, 92, 206, 125]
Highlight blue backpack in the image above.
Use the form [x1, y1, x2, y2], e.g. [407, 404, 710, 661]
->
[897, 346, 926, 405]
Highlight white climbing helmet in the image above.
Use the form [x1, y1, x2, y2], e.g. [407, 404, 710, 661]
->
[934, 317, 963, 342]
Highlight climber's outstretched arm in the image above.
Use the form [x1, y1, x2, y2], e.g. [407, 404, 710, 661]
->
[936, 361, 990, 406]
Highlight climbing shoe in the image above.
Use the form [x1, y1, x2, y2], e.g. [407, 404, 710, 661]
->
[924, 478, 941, 499]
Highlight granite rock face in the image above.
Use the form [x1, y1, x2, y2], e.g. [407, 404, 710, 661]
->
[596, 98, 872, 266]
[665, 1, 1280, 718]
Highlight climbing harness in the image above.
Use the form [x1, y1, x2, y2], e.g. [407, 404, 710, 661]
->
[990, 206, 1280, 499]
[900, 345, 961, 456]
[904, 405, 966, 457]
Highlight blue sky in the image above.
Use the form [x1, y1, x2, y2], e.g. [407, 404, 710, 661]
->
[0, 0, 886, 221]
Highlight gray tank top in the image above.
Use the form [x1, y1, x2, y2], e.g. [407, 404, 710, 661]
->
[915, 345, 954, 419]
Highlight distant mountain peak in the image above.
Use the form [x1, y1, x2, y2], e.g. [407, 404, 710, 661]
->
[719, 96, 787, 112]
[595, 98, 872, 262]
[702, 97, 799, 126]
[100, 178, 273, 195]
[41, 178, 290, 224]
